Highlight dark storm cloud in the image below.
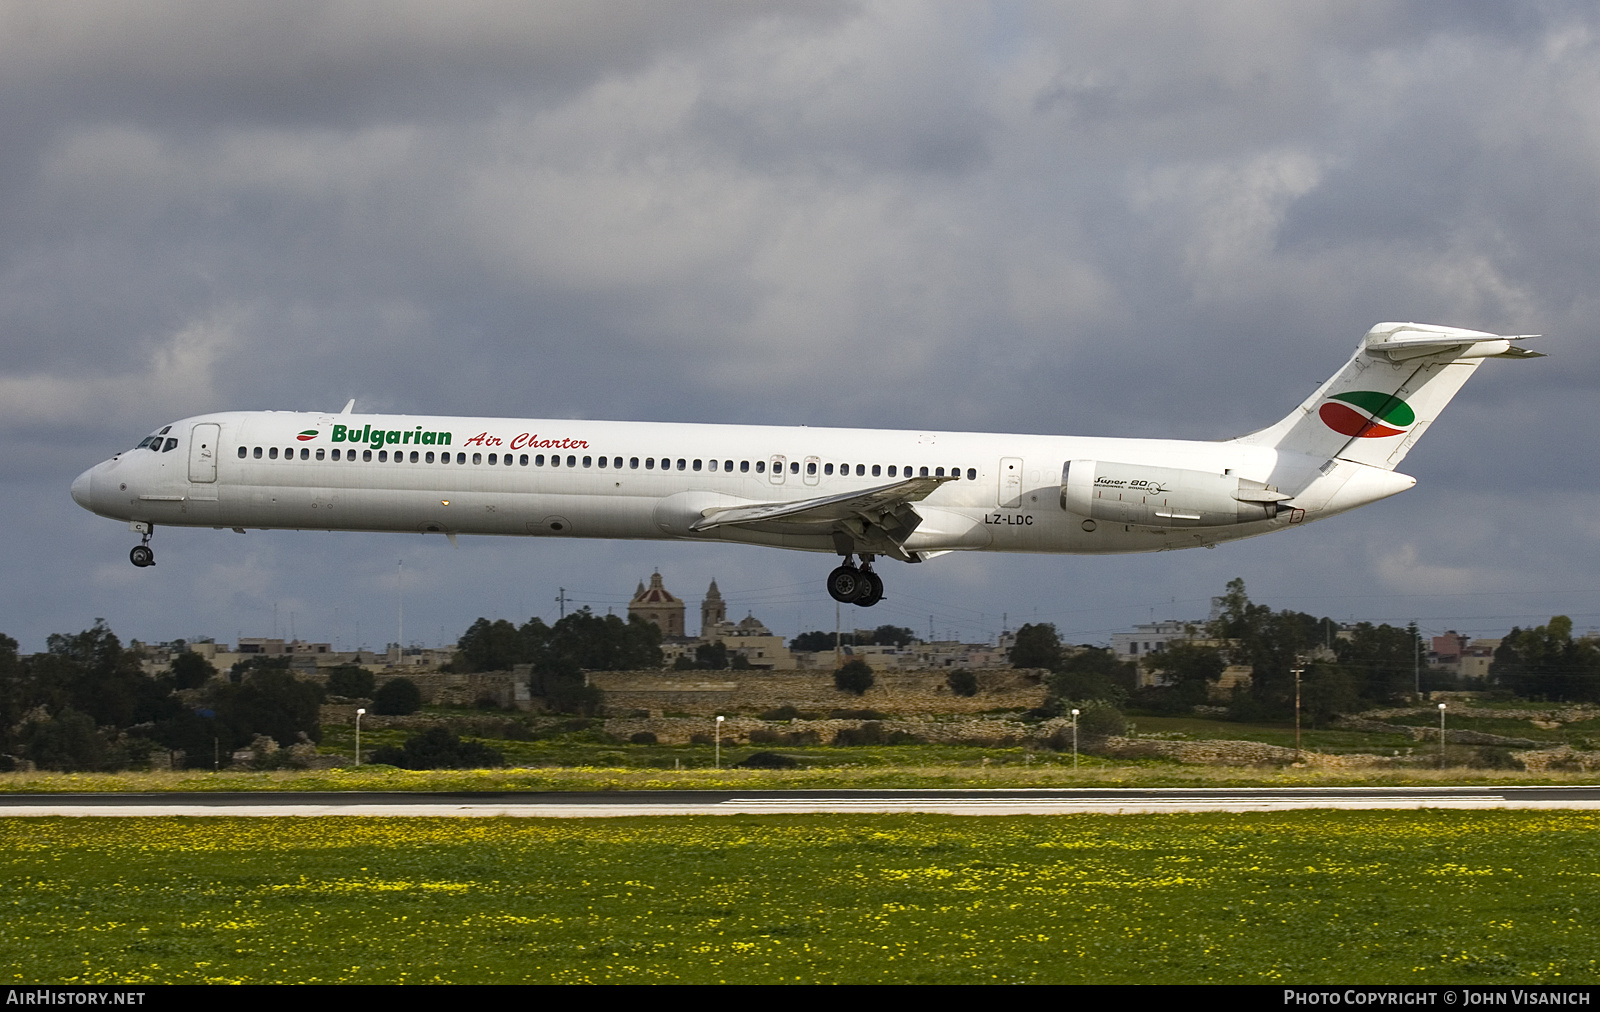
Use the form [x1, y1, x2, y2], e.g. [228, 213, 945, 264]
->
[4, 1, 1598, 653]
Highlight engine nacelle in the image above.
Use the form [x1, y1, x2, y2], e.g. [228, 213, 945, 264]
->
[1060, 459, 1286, 528]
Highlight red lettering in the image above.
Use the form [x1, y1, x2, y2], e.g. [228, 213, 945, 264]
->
[510, 433, 531, 450]
[464, 432, 490, 446]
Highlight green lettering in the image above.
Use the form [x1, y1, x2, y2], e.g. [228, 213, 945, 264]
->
[387, 430, 401, 446]
[438, 432, 451, 446]
[421, 431, 436, 445]
[332, 424, 348, 442]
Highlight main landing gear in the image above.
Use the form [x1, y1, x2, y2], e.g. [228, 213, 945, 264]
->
[827, 555, 884, 607]
[129, 522, 155, 568]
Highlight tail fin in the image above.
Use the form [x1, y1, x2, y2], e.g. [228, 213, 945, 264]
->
[1233, 322, 1541, 470]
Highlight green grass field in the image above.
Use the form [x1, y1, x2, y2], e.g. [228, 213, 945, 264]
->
[4, 811, 1598, 984]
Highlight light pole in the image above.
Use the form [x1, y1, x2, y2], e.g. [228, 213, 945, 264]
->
[715, 715, 725, 769]
[355, 708, 366, 766]
[1070, 709, 1080, 770]
[1437, 702, 1447, 769]
[1291, 665, 1305, 757]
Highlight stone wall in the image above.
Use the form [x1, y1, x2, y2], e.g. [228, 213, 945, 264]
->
[588, 667, 1046, 716]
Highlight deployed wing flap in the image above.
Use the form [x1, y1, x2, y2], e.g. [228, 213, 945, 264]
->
[689, 475, 956, 533]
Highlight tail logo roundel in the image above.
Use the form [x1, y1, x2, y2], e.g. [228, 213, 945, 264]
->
[1319, 392, 1415, 438]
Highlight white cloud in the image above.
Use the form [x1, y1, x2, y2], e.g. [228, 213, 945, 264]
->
[0, 308, 243, 428]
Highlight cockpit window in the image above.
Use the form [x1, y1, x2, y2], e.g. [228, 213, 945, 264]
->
[135, 436, 155, 450]
[162, 438, 178, 452]
[158, 426, 171, 435]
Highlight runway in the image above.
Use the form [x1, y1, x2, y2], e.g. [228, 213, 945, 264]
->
[5, 785, 1600, 817]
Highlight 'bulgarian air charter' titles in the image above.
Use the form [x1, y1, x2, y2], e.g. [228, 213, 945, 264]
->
[330, 424, 591, 452]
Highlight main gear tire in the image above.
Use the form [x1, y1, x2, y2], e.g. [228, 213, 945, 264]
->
[826, 565, 862, 603]
[853, 570, 884, 607]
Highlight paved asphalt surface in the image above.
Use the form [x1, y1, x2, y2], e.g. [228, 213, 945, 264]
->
[4, 786, 1600, 816]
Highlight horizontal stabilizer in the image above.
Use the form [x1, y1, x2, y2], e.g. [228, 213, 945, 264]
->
[1234, 321, 1544, 470]
[1364, 325, 1542, 362]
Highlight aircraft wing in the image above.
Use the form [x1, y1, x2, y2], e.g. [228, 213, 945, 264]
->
[689, 475, 956, 533]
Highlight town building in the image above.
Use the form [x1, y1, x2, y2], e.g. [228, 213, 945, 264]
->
[628, 571, 686, 639]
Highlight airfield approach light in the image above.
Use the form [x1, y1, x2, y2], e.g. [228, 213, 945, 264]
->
[1438, 703, 1447, 769]
[356, 708, 366, 766]
[715, 715, 726, 769]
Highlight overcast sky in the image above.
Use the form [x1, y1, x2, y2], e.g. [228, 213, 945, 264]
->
[5, 1, 1599, 654]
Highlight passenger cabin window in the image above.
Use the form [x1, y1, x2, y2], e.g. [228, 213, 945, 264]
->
[237, 446, 247, 458]
[741, 461, 750, 473]
[824, 463, 833, 475]
[755, 460, 765, 473]
[583, 456, 592, 467]
[364, 450, 373, 462]
[630, 457, 639, 469]
[316, 448, 325, 460]
[269, 447, 279, 459]
[472, 453, 482, 464]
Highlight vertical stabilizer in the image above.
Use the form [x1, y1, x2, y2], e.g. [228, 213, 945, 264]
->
[1233, 322, 1540, 470]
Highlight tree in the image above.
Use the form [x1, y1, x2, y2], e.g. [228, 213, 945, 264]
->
[325, 664, 376, 698]
[1009, 623, 1062, 670]
[1050, 646, 1135, 703]
[168, 651, 217, 691]
[372, 677, 422, 716]
[1491, 617, 1600, 701]
[791, 630, 852, 652]
[206, 666, 326, 748]
[1141, 642, 1226, 710]
[18, 708, 110, 771]
[452, 618, 524, 672]
[834, 659, 874, 696]
[698, 642, 729, 669]
[370, 726, 505, 769]
[946, 669, 978, 697]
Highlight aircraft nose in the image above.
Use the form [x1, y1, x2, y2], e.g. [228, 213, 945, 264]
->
[71, 467, 94, 510]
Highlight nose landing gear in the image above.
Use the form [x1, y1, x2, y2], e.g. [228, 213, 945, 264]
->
[826, 554, 883, 607]
[129, 522, 155, 568]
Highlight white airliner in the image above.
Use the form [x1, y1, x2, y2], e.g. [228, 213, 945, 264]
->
[72, 323, 1538, 607]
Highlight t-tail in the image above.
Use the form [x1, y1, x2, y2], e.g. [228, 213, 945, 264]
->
[1234, 322, 1542, 470]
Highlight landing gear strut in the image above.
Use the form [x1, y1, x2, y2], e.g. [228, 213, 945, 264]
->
[129, 522, 155, 568]
[826, 554, 883, 607]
